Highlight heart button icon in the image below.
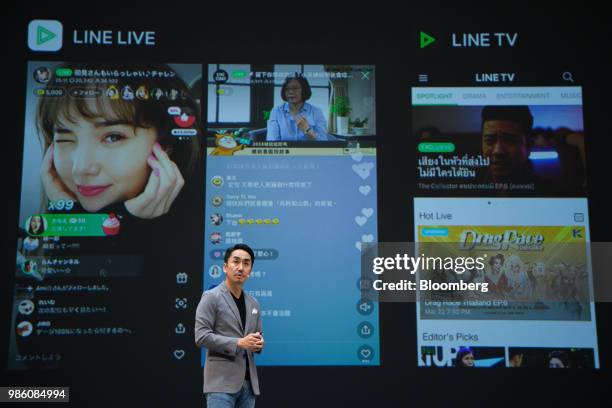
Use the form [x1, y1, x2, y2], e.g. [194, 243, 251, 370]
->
[361, 234, 374, 243]
[359, 185, 371, 196]
[352, 162, 374, 180]
[358, 345, 374, 361]
[355, 216, 367, 227]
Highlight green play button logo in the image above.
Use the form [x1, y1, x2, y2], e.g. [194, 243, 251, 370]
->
[420, 31, 436, 49]
[37, 26, 56, 45]
[28, 20, 63, 51]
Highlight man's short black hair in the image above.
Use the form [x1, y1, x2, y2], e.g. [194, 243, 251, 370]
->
[224, 243, 255, 265]
[481, 106, 534, 134]
[281, 74, 312, 102]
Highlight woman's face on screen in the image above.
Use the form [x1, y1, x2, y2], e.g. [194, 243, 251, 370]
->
[52, 106, 157, 212]
[284, 79, 303, 104]
[29, 216, 42, 234]
[461, 353, 475, 367]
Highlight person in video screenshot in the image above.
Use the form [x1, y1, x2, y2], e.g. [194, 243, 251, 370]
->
[16, 62, 202, 262]
[36, 63, 200, 219]
[266, 74, 329, 141]
[548, 350, 570, 368]
[484, 253, 509, 297]
[479, 105, 585, 196]
[481, 106, 541, 186]
[454, 347, 475, 367]
[508, 348, 594, 368]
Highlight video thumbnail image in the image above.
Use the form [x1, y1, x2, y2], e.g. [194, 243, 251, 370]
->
[414, 105, 586, 196]
[418, 226, 591, 321]
[19, 61, 203, 261]
[207, 64, 376, 145]
[508, 347, 595, 368]
[420, 345, 505, 368]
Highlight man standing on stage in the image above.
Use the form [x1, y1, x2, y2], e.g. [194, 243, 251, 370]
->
[195, 243, 264, 407]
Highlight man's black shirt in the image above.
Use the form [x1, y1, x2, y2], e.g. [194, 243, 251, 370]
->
[231, 290, 250, 380]
[231, 290, 246, 329]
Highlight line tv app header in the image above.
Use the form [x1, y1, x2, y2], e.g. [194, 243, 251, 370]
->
[419, 31, 519, 49]
[451, 32, 518, 48]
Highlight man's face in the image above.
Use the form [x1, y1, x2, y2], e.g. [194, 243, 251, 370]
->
[482, 120, 529, 181]
[224, 249, 253, 285]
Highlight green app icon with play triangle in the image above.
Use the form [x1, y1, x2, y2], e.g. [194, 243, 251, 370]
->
[420, 31, 436, 49]
[37, 26, 56, 45]
[28, 20, 63, 51]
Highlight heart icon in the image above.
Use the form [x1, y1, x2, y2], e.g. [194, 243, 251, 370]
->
[173, 350, 185, 360]
[359, 185, 371, 196]
[360, 349, 371, 358]
[361, 234, 374, 243]
[351, 152, 363, 162]
[355, 242, 362, 251]
[352, 162, 374, 180]
[355, 216, 367, 227]
[361, 208, 374, 218]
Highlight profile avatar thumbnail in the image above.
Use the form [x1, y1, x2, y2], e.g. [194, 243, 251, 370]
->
[33, 67, 51, 84]
[26, 215, 46, 236]
[210, 232, 222, 245]
[210, 213, 223, 226]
